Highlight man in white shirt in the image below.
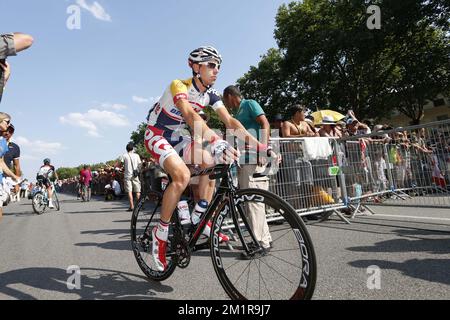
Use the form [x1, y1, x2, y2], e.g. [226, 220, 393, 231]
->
[111, 179, 122, 197]
[120, 142, 142, 211]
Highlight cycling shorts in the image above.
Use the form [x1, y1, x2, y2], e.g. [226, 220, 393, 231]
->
[36, 175, 51, 188]
[144, 125, 193, 170]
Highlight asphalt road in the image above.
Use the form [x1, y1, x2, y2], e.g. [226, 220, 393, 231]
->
[0, 193, 449, 300]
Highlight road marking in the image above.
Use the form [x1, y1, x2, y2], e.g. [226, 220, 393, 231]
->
[373, 214, 450, 222]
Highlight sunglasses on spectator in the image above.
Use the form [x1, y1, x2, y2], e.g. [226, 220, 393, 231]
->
[200, 62, 221, 70]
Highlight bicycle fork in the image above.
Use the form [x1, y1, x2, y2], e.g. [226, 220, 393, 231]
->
[227, 194, 265, 256]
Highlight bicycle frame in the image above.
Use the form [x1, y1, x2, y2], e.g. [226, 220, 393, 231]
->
[143, 163, 262, 255]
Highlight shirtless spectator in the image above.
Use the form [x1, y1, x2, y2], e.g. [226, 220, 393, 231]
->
[282, 105, 318, 138]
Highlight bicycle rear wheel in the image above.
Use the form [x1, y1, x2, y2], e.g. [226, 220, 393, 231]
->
[210, 188, 317, 300]
[53, 192, 60, 211]
[32, 192, 47, 214]
[130, 195, 177, 281]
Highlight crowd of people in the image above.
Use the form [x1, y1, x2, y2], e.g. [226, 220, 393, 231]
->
[269, 105, 450, 210]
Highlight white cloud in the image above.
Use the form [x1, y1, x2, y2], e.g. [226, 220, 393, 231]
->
[100, 103, 128, 111]
[59, 109, 130, 138]
[15, 136, 64, 156]
[132, 96, 149, 104]
[76, 0, 111, 22]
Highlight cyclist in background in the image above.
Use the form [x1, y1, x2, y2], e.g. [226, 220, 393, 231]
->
[144, 46, 271, 271]
[36, 158, 59, 209]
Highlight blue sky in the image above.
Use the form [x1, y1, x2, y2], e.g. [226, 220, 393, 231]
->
[2, 0, 291, 179]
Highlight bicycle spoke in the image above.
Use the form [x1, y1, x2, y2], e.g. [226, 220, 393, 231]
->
[212, 188, 316, 300]
[255, 259, 272, 300]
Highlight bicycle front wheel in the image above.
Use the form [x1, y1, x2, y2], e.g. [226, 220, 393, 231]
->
[210, 188, 317, 300]
[32, 192, 47, 215]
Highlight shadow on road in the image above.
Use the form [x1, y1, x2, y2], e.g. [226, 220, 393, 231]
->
[349, 259, 450, 286]
[0, 267, 173, 300]
[348, 227, 450, 286]
[75, 240, 131, 251]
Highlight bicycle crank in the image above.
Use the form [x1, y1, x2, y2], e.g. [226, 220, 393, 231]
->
[175, 241, 191, 269]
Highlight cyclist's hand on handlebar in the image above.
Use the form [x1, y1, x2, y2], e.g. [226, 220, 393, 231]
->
[211, 138, 239, 164]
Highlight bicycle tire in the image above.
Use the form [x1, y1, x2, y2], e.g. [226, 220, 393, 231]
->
[130, 195, 177, 281]
[32, 192, 47, 215]
[53, 192, 60, 211]
[210, 188, 317, 300]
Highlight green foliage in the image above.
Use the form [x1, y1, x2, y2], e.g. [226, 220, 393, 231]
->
[238, 0, 450, 124]
[130, 122, 152, 159]
[56, 167, 79, 180]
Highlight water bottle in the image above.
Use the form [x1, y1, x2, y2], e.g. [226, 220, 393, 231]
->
[191, 199, 208, 225]
[177, 200, 191, 225]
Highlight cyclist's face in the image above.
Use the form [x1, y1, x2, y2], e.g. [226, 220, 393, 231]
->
[197, 61, 220, 86]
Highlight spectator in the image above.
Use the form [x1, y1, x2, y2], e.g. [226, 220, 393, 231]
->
[79, 165, 92, 201]
[282, 105, 318, 138]
[223, 85, 274, 252]
[105, 177, 122, 201]
[120, 142, 142, 211]
[270, 113, 284, 137]
[318, 115, 342, 138]
[2, 124, 21, 198]
[345, 110, 371, 136]
[20, 179, 29, 199]
[0, 112, 20, 221]
[1, 32, 34, 103]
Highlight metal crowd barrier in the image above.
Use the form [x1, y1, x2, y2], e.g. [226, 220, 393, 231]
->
[266, 120, 450, 223]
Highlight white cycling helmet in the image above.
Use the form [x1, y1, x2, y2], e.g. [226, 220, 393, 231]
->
[188, 46, 222, 65]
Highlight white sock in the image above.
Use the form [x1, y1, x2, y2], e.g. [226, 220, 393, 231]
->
[155, 220, 169, 242]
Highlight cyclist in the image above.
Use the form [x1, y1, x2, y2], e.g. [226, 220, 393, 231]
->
[144, 46, 271, 271]
[36, 158, 59, 209]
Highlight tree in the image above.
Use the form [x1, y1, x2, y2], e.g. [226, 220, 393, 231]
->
[238, 0, 450, 124]
[237, 48, 298, 120]
[130, 122, 151, 159]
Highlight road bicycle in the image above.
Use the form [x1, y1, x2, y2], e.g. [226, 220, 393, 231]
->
[131, 161, 317, 300]
[32, 180, 60, 214]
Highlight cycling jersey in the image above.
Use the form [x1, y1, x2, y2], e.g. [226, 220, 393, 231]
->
[145, 78, 225, 168]
[37, 165, 55, 179]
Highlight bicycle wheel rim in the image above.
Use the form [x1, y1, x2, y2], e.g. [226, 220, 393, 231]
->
[54, 194, 60, 211]
[130, 195, 177, 281]
[211, 189, 317, 300]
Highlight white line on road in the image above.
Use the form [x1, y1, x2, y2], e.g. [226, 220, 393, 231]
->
[373, 214, 450, 222]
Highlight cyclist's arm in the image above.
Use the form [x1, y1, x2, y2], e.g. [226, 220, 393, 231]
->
[215, 107, 267, 149]
[176, 99, 220, 143]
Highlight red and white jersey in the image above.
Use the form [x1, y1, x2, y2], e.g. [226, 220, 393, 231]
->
[147, 78, 225, 132]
